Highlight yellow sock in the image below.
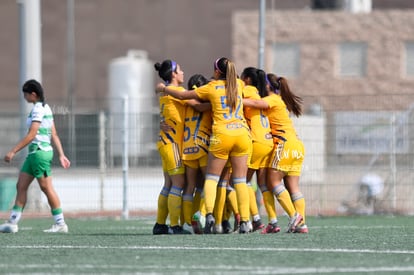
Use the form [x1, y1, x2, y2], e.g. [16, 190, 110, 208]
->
[192, 188, 202, 215]
[226, 188, 239, 215]
[168, 186, 183, 227]
[291, 192, 306, 224]
[273, 184, 296, 217]
[223, 202, 232, 221]
[262, 188, 277, 221]
[248, 184, 259, 217]
[199, 196, 206, 217]
[204, 174, 220, 214]
[180, 207, 184, 226]
[233, 177, 249, 222]
[213, 180, 228, 225]
[156, 186, 169, 224]
[182, 194, 193, 225]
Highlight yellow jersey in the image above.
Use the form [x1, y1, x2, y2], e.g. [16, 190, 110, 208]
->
[263, 93, 298, 142]
[157, 85, 186, 148]
[182, 104, 212, 160]
[242, 85, 273, 147]
[195, 79, 248, 136]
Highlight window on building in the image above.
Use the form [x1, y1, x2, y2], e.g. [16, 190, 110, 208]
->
[312, 0, 342, 10]
[272, 43, 300, 77]
[338, 42, 367, 77]
[405, 42, 414, 76]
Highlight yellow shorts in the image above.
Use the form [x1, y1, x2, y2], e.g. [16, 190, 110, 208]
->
[249, 141, 273, 170]
[269, 138, 305, 176]
[209, 131, 252, 160]
[183, 154, 208, 169]
[158, 143, 185, 175]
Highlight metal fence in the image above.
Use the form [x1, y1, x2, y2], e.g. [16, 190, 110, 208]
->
[0, 96, 413, 218]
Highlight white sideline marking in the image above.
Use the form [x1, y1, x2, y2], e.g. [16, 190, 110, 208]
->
[4, 245, 414, 255]
[0, 263, 413, 273]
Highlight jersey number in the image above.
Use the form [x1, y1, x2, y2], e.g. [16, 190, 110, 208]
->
[220, 95, 242, 120]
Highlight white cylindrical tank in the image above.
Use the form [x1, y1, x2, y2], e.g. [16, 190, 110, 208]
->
[344, 0, 372, 13]
[109, 50, 155, 159]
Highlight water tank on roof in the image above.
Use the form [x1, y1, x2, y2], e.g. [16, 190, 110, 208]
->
[344, 0, 372, 13]
[108, 50, 155, 160]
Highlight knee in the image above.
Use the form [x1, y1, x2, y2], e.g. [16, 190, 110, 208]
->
[38, 183, 51, 194]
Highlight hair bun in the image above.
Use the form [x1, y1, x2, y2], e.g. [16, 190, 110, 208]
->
[154, 62, 161, 71]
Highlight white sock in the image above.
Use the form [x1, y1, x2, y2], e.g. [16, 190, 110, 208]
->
[53, 213, 65, 225]
[9, 210, 22, 224]
[269, 218, 278, 225]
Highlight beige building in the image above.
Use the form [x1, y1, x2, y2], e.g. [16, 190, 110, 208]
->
[234, 10, 414, 112]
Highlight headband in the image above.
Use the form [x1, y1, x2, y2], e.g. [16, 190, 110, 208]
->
[214, 58, 223, 74]
[266, 75, 281, 94]
[165, 60, 177, 85]
[171, 60, 177, 73]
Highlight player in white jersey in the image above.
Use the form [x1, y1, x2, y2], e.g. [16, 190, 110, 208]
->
[0, 79, 71, 233]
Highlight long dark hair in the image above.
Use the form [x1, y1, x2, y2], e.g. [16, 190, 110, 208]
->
[154, 59, 177, 84]
[267, 73, 303, 117]
[241, 67, 267, 98]
[22, 79, 46, 106]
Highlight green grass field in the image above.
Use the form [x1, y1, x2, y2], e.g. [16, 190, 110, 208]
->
[0, 215, 413, 274]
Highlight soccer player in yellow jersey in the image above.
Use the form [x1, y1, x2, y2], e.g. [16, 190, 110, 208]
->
[159, 74, 211, 234]
[153, 60, 188, 234]
[181, 74, 211, 234]
[243, 73, 307, 233]
[240, 67, 276, 233]
[157, 57, 252, 234]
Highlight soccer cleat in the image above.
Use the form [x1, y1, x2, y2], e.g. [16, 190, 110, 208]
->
[221, 220, 232, 234]
[153, 223, 169, 235]
[239, 221, 249, 234]
[261, 223, 281, 234]
[286, 212, 303, 233]
[191, 211, 205, 234]
[203, 213, 215, 234]
[214, 224, 223, 234]
[168, 225, 190, 234]
[293, 223, 308, 234]
[0, 221, 18, 233]
[182, 223, 194, 234]
[233, 213, 241, 233]
[252, 219, 265, 232]
[43, 223, 68, 233]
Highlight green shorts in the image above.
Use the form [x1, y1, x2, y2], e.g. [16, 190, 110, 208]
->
[21, 150, 53, 178]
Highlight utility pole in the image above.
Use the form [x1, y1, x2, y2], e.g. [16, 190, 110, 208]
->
[258, 0, 266, 69]
[17, 0, 43, 211]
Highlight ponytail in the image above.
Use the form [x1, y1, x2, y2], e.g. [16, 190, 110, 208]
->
[256, 69, 267, 98]
[225, 61, 237, 111]
[267, 74, 303, 117]
[215, 57, 238, 111]
[241, 67, 267, 98]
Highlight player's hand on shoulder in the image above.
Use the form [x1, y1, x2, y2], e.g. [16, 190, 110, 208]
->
[156, 83, 166, 94]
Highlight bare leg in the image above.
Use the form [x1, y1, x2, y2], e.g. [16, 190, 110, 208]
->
[14, 172, 35, 208]
[37, 176, 61, 209]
